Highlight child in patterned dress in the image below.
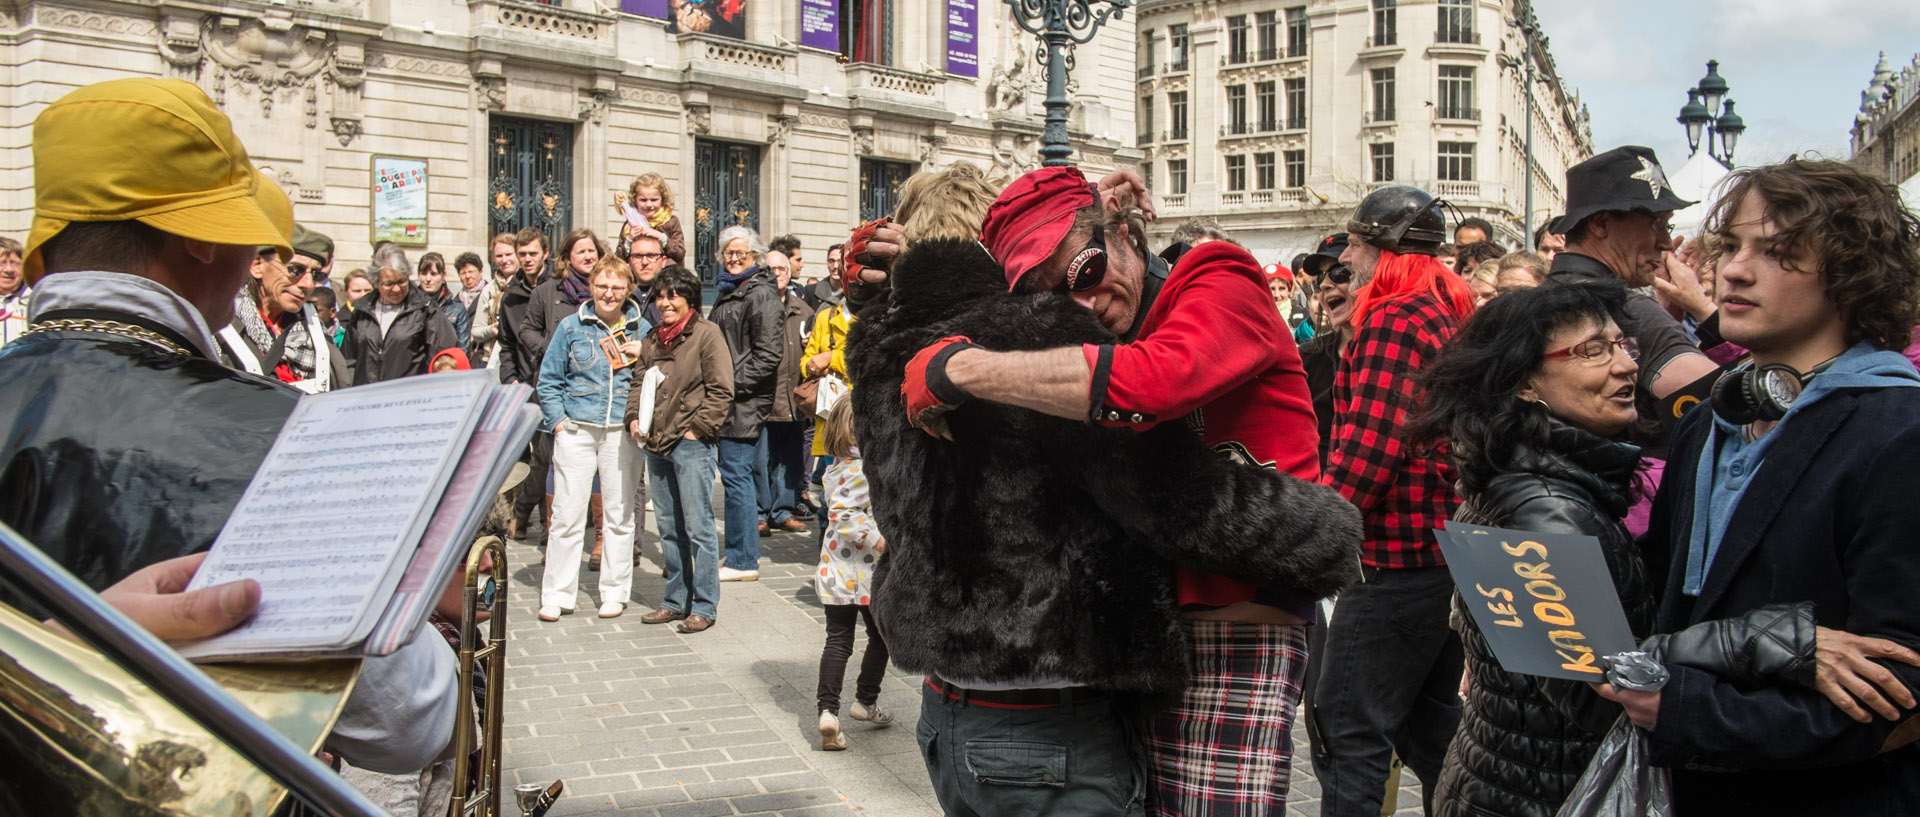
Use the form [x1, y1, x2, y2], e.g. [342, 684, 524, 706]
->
[812, 397, 892, 751]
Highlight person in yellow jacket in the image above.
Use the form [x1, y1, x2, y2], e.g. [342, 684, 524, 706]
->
[801, 297, 852, 458]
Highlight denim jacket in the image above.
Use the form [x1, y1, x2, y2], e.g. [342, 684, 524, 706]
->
[536, 300, 650, 430]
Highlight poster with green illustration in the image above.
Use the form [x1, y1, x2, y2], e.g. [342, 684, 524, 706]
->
[371, 156, 428, 247]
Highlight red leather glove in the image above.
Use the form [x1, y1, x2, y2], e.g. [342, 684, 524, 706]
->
[902, 336, 979, 439]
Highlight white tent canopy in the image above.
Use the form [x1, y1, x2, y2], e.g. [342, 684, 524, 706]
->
[1665, 151, 1733, 239]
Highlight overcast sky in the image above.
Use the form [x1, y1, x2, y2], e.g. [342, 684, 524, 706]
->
[1530, 0, 1920, 171]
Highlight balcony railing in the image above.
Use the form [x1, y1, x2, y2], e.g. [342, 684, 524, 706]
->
[1437, 107, 1481, 121]
[1222, 121, 1251, 136]
[1162, 193, 1188, 208]
[1137, 131, 1153, 145]
[1258, 118, 1278, 132]
[1166, 58, 1189, 73]
[1137, 64, 1154, 79]
[1284, 116, 1307, 130]
[1225, 50, 1248, 65]
[1222, 191, 1244, 206]
[1437, 181, 1481, 198]
[1366, 33, 1397, 48]
[1165, 127, 1189, 141]
[1364, 110, 1395, 124]
[1435, 29, 1480, 45]
[1257, 47, 1280, 61]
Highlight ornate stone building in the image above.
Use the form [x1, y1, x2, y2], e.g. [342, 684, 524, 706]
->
[0, 0, 1141, 281]
[1132, 0, 1591, 261]
[1851, 51, 1920, 190]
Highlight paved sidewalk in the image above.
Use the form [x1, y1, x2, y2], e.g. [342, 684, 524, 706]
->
[497, 510, 1422, 817]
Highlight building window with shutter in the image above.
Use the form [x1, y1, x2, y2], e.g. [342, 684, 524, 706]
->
[1170, 24, 1189, 71]
[1371, 67, 1395, 122]
[1227, 155, 1247, 192]
[1228, 86, 1248, 134]
[1285, 6, 1308, 57]
[1255, 152, 1276, 189]
[1438, 141, 1475, 181]
[1257, 81, 1277, 131]
[1285, 78, 1307, 130]
[1284, 149, 1306, 188]
[1437, 0, 1475, 44]
[1169, 159, 1189, 195]
[1227, 15, 1249, 64]
[1372, 0, 1396, 47]
[1439, 66, 1477, 120]
[1256, 11, 1278, 61]
[1170, 90, 1189, 140]
[1371, 142, 1395, 182]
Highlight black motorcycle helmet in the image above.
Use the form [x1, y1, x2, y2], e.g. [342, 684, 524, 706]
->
[1346, 185, 1447, 256]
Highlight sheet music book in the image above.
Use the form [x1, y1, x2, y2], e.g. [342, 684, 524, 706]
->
[176, 371, 540, 661]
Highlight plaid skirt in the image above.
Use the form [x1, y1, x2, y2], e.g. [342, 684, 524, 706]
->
[1146, 620, 1311, 817]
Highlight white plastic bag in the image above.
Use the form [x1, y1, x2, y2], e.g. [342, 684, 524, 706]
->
[815, 374, 848, 418]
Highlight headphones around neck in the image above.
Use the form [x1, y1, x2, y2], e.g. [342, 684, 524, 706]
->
[1708, 358, 1838, 425]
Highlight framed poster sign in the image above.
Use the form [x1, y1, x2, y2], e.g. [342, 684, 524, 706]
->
[371, 155, 429, 247]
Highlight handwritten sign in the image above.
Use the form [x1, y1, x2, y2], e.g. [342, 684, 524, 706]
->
[371, 155, 429, 247]
[1434, 522, 1636, 681]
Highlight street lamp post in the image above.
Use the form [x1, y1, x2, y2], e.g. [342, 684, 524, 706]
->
[1513, 5, 1541, 251]
[1676, 60, 1748, 169]
[1004, 0, 1132, 167]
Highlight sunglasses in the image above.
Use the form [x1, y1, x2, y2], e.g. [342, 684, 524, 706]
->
[1321, 264, 1352, 285]
[1059, 226, 1109, 293]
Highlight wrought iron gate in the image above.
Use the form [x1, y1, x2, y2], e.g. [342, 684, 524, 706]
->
[693, 140, 762, 285]
[487, 116, 575, 251]
[859, 158, 913, 222]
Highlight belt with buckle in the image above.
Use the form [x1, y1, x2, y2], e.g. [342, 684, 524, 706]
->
[924, 677, 1105, 710]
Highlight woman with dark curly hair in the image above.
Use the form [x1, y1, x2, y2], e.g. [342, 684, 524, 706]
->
[1414, 283, 1657, 817]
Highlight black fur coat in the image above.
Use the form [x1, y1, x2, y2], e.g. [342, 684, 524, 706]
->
[847, 238, 1361, 694]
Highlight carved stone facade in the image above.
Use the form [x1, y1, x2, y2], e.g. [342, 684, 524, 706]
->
[0, 0, 1141, 275]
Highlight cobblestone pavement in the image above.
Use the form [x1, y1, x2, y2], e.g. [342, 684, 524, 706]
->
[498, 499, 1423, 817]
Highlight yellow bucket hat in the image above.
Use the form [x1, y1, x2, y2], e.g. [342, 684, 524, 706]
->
[24, 77, 294, 284]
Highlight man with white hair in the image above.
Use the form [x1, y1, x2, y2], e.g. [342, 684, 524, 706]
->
[704, 225, 784, 594]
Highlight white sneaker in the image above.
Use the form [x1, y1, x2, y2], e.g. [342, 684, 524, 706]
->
[537, 605, 572, 622]
[718, 566, 760, 582]
[818, 710, 848, 751]
[598, 602, 626, 618]
[849, 701, 894, 726]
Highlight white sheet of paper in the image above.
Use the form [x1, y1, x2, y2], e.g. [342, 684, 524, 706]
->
[636, 365, 666, 436]
[176, 371, 495, 659]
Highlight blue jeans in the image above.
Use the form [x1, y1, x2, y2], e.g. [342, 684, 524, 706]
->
[761, 421, 807, 524]
[917, 684, 1147, 817]
[717, 435, 762, 571]
[648, 439, 720, 619]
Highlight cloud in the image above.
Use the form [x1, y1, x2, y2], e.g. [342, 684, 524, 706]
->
[1707, 0, 1920, 51]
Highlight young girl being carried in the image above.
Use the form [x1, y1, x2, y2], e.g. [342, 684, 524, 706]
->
[812, 397, 892, 751]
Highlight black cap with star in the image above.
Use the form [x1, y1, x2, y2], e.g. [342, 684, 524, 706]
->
[1550, 146, 1695, 235]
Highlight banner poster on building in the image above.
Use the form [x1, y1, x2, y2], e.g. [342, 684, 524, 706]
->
[666, 0, 747, 39]
[799, 0, 839, 51]
[945, 0, 979, 77]
[620, 0, 669, 18]
[371, 156, 429, 247]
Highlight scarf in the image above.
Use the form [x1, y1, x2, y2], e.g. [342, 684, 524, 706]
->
[235, 293, 316, 382]
[656, 310, 696, 349]
[648, 206, 673, 229]
[559, 272, 591, 305]
[716, 265, 758, 296]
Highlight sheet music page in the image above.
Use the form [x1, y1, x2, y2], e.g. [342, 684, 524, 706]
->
[176, 372, 495, 659]
[365, 388, 536, 655]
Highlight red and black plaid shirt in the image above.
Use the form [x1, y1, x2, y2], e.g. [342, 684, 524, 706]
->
[1324, 291, 1460, 569]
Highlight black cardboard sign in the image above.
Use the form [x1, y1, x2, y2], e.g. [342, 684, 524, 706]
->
[1435, 521, 1637, 682]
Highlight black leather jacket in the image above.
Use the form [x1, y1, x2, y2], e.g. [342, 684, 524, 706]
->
[0, 315, 297, 609]
[1433, 422, 1655, 817]
[708, 270, 783, 438]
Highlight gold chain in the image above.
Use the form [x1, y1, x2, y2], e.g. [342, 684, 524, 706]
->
[22, 318, 192, 357]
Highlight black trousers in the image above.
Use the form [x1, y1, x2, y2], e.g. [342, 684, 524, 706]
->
[513, 430, 553, 521]
[816, 604, 889, 715]
[1309, 565, 1464, 817]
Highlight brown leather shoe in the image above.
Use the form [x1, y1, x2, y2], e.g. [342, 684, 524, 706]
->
[677, 615, 713, 633]
[757, 520, 770, 536]
[639, 607, 687, 625]
[507, 518, 528, 540]
[775, 518, 808, 533]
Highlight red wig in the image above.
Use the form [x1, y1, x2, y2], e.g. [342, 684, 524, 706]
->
[1350, 250, 1476, 325]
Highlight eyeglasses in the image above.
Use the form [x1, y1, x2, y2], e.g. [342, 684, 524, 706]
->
[1543, 336, 1639, 365]
[1057, 226, 1109, 293]
[723, 250, 753, 260]
[630, 252, 665, 262]
[591, 284, 630, 294]
[286, 261, 319, 281]
[1322, 265, 1352, 286]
